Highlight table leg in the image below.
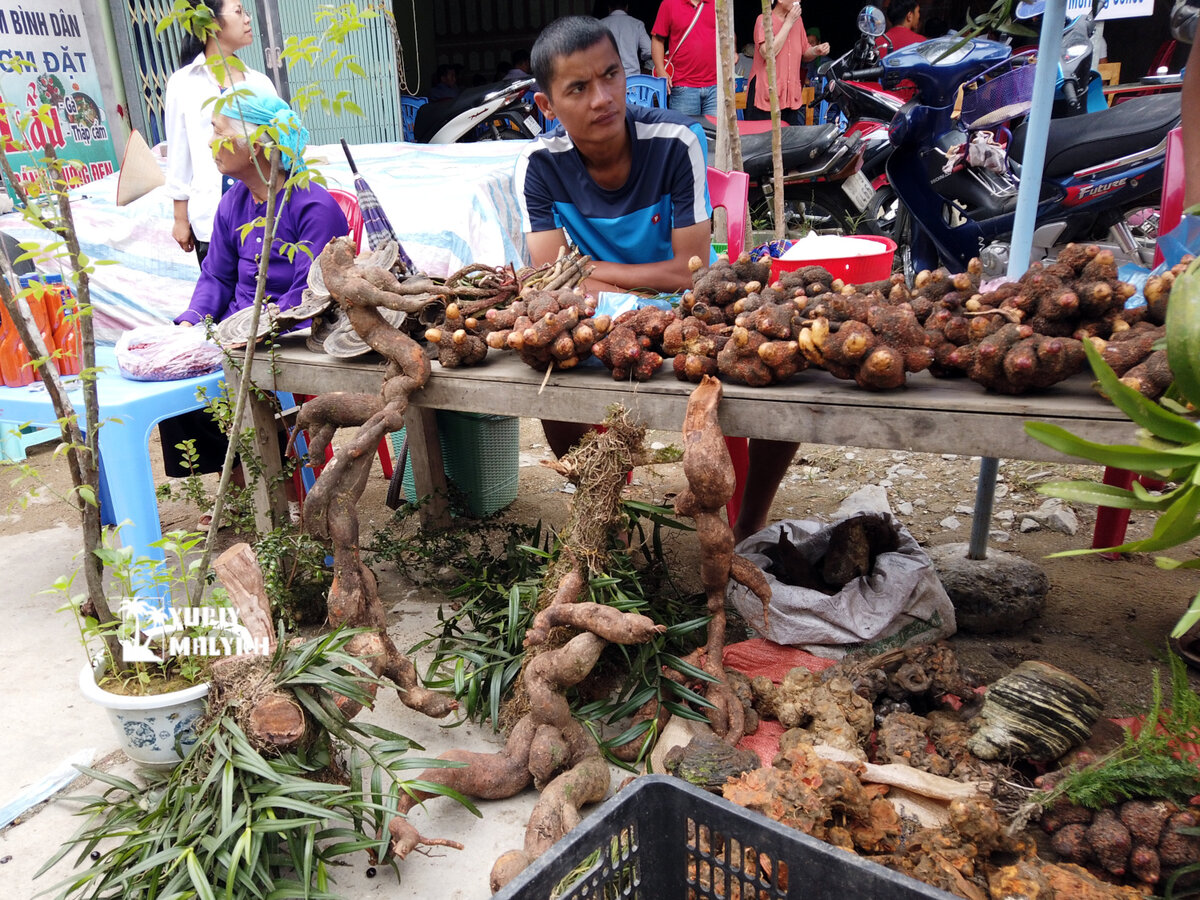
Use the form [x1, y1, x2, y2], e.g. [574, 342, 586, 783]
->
[406, 406, 451, 531]
[236, 388, 288, 534]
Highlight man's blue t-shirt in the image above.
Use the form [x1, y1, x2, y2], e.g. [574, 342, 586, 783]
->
[515, 104, 712, 266]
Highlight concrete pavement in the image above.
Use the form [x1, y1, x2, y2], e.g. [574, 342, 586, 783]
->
[0, 524, 560, 900]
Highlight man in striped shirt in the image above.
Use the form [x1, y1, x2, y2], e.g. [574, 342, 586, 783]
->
[516, 15, 799, 540]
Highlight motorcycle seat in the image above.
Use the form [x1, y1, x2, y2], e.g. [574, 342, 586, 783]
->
[699, 124, 841, 179]
[412, 79, 528, 143]
[1008, 93, 1181, 178]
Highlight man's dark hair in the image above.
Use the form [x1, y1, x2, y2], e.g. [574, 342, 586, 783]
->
[512, 47, 531, 68]
[608, 1, 630, 9]
[531, 16, 620, 93]
[887, 0, 919, 26]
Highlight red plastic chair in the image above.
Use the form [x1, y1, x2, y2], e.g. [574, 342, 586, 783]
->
[706, 166, 753, 526]
[288, 189, 392, 503]
[329, 188, 364, 251]
[1091, 126, 1182, 555]
[707, 166, 750, 260]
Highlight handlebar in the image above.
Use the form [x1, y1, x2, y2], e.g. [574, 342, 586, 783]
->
[846, 67, 885, 80]
[1061, 78, 1079, 112]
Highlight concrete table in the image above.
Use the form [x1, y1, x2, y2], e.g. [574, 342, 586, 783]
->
[235, 337, 1136, 533]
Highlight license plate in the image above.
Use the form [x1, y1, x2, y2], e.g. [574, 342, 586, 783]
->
[841, 170, 874, 212]
[523, 114, 542, 136]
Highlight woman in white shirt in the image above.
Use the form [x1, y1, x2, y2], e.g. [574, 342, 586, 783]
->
[163, 0, 276, 264]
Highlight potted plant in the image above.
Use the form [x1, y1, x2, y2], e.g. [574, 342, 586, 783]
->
[58, 529, 256, 769]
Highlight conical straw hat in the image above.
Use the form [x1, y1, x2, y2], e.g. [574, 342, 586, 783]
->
[115, 130, 165, 206]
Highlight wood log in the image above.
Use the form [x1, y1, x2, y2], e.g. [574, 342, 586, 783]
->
[213, 542, 276, 651]
[247, 691, 307, 749]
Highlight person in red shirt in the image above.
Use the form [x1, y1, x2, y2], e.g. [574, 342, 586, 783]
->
[651, 0, 718, 115]
[877, 0, 925, 55]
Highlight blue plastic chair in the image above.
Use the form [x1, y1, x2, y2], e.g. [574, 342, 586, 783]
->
[626, 74, 668, 109]
[400, 96, 428, 142]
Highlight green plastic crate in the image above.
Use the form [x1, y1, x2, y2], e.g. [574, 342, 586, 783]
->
[389, 411, 519, 517]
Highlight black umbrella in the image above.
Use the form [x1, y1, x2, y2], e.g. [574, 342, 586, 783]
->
[340, 138, 416, 273]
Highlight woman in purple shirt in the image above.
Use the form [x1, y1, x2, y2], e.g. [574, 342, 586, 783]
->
[176, 88, 345, 325]
[165, 86, 346, 527]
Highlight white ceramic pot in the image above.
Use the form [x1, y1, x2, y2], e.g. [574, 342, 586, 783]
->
[79, 657, 210, 770]
[78, 621, 254, 769]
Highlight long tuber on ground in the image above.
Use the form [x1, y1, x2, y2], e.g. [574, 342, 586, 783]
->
[382, 409, 669, 891]
[673, 376, 772, 743]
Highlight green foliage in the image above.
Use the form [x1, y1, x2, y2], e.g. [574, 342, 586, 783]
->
[369, 502, 711, 766]
[253, 526, 333, 629]
[52, 529, 236, 691]
[1036, 650, 1200, 811]
[35, 629, 473, 899]
[1026, 264, 1200, 639]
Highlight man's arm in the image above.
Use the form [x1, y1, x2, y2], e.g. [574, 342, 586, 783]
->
[651, 35, 670, 87]
[1184, 36, 1199, 209]
[527, 222, 710, 294]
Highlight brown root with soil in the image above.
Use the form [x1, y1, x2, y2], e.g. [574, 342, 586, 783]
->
[673, 375, 772, 744]
[295, 236, 457, 731]
[384, 409, 673, 890]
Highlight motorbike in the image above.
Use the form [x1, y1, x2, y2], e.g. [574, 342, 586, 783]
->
[816, 7, 906, 187]
[694, 115, 874, 236]
[1014, 0, 1107, 116]
[841, 30, 1179, 276]
[412, 77, 542, 144]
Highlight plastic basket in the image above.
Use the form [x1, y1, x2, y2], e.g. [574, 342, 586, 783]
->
[494, 775, 956, 900]
[389, 410, 519, 517]
[958, 51, 1037, 131]
[769, 235, 897, 285]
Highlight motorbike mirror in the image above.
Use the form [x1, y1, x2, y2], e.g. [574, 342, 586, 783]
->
[1015, 0, 1045, 19]
[817, 59, 834, 76]
[856, 6, 887, 37]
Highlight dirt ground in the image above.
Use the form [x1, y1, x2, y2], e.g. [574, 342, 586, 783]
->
[3, 416, 1200, 720]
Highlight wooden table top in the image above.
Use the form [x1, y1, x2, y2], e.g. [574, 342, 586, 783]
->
[241, 337, 1135, 465]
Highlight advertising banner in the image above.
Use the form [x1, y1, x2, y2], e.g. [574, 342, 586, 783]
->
[1066, 0, 1155, 20]
[0, 2, 118, 202]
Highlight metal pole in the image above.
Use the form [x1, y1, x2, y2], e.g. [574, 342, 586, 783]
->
[968, 0, 1067, 560]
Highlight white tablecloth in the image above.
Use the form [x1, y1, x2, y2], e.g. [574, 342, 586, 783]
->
[0, 140, 531, 343]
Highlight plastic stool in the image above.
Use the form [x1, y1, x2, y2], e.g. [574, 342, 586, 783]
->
[1091, 468, 1165, 559]
[0, 422, 58, 461]
[0, 347, 226, 600]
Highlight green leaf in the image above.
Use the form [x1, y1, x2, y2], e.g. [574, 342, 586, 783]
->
[1024, 422, 1192, 473]
[1082, 340, 1200, 445]
[1035, 480, 1173, 510]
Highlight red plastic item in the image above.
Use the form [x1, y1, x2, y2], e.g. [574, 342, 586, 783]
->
[329, 188, 364, 252]
[707, 166, 750, 260]
[770, 234, 898, 284]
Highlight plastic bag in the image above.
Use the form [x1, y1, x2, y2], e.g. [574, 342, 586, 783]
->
[727, 486, 956, 659]
[115, 325, 224, 381]
[1123, 214, 1200, 309]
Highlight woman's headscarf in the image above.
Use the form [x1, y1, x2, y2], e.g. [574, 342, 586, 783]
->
[218, 83, 309, 172]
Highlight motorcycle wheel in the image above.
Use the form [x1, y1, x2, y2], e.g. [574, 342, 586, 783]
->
[779, 185, 884, 238]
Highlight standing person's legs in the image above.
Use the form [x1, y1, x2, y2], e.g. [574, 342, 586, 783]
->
[698, 84, 718, 116]
[668, 85, 702, 115]
[732, 438, 800, 542]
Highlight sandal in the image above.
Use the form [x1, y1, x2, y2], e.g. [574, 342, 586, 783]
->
[197, 507, 215, 533]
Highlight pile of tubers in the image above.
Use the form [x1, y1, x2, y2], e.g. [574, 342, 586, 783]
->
[422, 244, 1186, 399]
[1038, 792, 1200, 893]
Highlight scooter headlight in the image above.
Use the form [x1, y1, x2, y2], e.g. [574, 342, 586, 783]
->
[1062, 41, 1091, 63]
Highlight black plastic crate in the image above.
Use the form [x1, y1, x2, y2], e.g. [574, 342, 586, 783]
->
[493, 775, 957, 900]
